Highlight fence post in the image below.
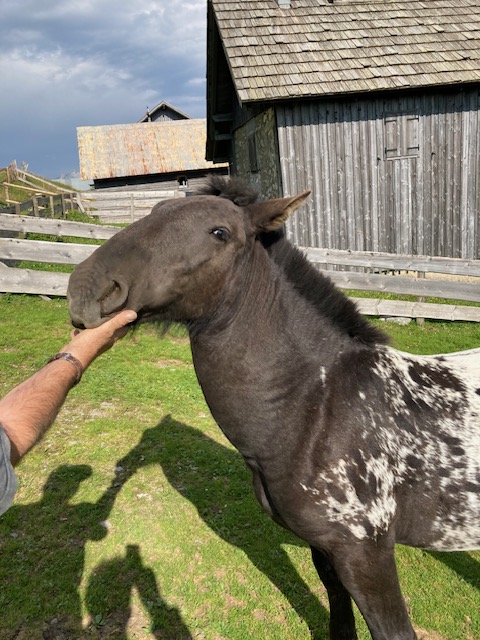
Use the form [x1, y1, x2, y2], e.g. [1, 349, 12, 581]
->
[415, 271, 426, 325]
[32, 196, 39, 217]
[75, 193, 86, 214]
[130, 193, 134, 223]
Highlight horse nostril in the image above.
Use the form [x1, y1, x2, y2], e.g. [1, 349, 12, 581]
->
[99, 280, 129, 317]
[71, 319, 86, 330]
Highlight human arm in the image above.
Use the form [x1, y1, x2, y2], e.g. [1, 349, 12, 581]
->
[0, 309, 137, 465]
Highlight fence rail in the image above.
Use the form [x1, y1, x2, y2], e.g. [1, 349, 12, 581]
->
[301, 247, 480, 322]
[0, 214, 119, 296]
[79, 189, 184, 223]
[0, 192, 82, 218]
[0, 213, 479, 322]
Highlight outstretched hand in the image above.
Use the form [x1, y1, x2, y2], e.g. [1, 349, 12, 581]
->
[62, 310, 138, 370]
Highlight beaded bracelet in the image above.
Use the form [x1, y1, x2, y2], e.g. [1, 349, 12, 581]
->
[46, 353, 83, 386]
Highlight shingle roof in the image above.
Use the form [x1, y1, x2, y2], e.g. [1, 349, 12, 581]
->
[211, 0, 480, 101]
[77, 120, 222, 180]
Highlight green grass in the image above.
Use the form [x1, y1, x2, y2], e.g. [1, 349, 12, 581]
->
[0, 296, 479, 639]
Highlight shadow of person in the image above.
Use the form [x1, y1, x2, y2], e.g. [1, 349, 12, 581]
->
[86, 544, 192, 639]
[115, 414, 330, 639]
[0, 463, 134, 640]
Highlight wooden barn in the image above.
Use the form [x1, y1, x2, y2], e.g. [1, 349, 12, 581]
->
[78, 111, 228, 191]
[206, 0, 480, 259]
[138, 101, 190, 123]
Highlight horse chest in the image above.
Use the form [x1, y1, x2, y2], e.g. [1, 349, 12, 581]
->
[191, 341, 321, 454]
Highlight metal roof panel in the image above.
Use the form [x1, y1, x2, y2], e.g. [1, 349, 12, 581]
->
[77, 120, 223, 181]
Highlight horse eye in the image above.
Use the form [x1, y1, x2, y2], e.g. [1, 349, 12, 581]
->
[210, 227, 229, 242]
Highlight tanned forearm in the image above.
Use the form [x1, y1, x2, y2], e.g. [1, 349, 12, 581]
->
[0, 309, 137, 466]
[0, 359, 79, 465]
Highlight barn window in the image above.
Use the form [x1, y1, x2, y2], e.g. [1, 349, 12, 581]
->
[384, 112, 419, 159]
[248, 133, 259, 173]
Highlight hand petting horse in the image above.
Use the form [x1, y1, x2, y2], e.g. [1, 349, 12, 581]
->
[68, 177, 480, 640]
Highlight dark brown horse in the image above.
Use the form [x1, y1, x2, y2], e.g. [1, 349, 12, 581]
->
[68, 177, 480, 640]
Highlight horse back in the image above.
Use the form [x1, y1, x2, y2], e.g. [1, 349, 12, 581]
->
[290, 346, 480, 552]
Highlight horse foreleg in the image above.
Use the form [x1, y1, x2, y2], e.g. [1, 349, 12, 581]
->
[330, 542, 417, 640]
[311, 546, 357, 640]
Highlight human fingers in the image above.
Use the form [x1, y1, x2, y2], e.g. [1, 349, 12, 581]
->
[63, 310, 137, 367]
[107, 309, 138, 329]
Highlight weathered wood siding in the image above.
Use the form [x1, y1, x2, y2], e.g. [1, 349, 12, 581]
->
[276, 89, 480, 259]
[234, 107, 283, 199]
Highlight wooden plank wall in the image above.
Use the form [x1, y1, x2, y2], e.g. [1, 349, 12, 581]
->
[276, 89, 480, 259]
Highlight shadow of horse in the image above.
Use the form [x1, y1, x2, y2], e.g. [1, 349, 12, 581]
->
[428, 550, 480, 591]
[115, 414, 331, 639]
[116, 415, 480, 639]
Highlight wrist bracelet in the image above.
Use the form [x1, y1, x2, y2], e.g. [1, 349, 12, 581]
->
[46, 353, 83, 386]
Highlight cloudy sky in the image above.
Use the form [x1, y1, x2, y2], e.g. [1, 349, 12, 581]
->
[0, 0, 207, 179]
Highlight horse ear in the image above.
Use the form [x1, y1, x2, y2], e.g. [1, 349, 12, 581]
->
[246, 190, 311, 232]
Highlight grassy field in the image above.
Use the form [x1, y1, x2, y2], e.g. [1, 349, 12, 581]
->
[0, 295, 479, 640]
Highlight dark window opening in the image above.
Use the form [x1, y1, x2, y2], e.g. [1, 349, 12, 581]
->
[248, 133, 259, 173]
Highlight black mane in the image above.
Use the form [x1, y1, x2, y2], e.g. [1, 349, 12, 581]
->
[195, 175, 259, 207]
[197, 177, 388, 346]
[263, 231, 389, 346]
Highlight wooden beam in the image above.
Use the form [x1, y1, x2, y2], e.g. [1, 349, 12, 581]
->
[3, 181, 57, 196]
[353, 298, 480, 323]
[0, 238, 98, 264]
[0, 267, 70, 296]
[0, 213, 119, 239]
[326, 270, 480, 303]
[303, 247, 480, 277]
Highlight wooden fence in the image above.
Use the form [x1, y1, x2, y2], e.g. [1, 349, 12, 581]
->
[302, 247, 480, 322]
[0, 213, 479, 322]
[0, 192, 83, 219]
[78, 189, 184, 223]
[0, 181, 182, 224]
[0, 214, 118, 296]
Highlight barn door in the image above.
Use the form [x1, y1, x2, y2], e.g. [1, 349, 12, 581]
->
[384, 110, 419, 254]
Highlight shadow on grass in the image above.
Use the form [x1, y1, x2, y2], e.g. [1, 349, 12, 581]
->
[0, 413, 329, 639]
[86, 544, 192, 639]
[428, 551, 480, 591]
[2, 414, 479, 640]
[114, 414, 330, 639]
[0, 461, 190, 640]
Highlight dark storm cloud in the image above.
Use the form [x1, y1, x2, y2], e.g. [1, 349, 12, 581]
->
[0, 0, 207, 178]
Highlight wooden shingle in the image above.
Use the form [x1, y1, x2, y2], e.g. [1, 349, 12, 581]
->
[211, 0, 480, 101]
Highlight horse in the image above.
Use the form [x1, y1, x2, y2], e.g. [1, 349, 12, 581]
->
[67, 176, 480, 640]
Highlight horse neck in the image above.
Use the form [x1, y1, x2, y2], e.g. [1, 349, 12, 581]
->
[189, 240, 351, 405]
[194, 239, 336, 340]
[188, 241, 356, 456]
